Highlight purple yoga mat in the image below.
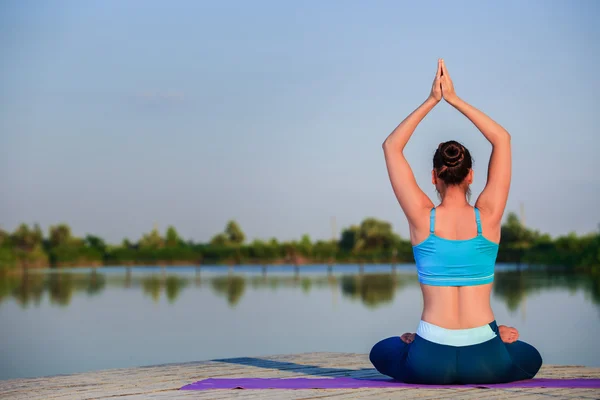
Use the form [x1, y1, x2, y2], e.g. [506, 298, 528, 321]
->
[180, 377, 600, 390]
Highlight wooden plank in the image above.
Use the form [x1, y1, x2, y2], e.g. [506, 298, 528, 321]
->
[0, 352, 598, 399]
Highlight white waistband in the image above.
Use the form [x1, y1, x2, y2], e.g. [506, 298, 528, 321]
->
[416, 320, 497, 347]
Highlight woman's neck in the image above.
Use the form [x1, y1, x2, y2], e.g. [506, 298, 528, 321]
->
[439, 187, 470, 208]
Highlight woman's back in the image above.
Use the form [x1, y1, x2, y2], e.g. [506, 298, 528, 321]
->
[420, 279, 494, 328]
[412, 205, 500, 329]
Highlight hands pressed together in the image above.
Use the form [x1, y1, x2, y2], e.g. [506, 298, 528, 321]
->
[430, 58, 457, 104]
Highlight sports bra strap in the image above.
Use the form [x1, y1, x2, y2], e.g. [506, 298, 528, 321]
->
[429, 208, 436, 233]
[474, 207, 482, 235]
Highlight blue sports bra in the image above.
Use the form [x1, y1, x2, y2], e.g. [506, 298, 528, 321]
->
[412, 207, 499, 286]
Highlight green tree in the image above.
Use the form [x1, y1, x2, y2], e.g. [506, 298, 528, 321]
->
[297, 234, 313, 256]
[499, 213, 538, 263]
[165, 226, 181, 248]
[49, 224, 74, 248]
[313, 239, 338, 262]
[281, 241, 298, 260]
[339, 225, 359, 252]
[11, 224, 42, 252]
[250, 239, 266, 259]
[225, 220, 245, 245]
[0, 248, 17, 272]
[139, 227, 164, 249]
[32, 224, 44, 246]
[501, 213, 526, 242]
[355, 218, 396, 251]
[210, 233, 229, 246]
[0, 227, 10, 247]
[85, 235, 107, 253]
[46, 225, 102, 266]
[10, 224, 48, 268]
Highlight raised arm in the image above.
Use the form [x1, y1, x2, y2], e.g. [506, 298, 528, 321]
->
[382, 60, 442, 226]
[439, 60, 512, 224]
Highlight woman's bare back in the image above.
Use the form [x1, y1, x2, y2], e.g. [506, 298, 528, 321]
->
[420, 284, 494, 328]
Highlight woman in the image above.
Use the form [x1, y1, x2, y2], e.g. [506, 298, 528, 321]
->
[369, 59, 542, 384]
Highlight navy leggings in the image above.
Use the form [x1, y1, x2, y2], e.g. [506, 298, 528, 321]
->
[369, 321, 542, 384]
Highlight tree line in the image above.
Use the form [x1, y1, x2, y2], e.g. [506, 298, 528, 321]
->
[0, 212, 598, 272]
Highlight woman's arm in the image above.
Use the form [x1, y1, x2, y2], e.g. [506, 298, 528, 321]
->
[382, 60, 442, 226]
[440, 60, 512, 223]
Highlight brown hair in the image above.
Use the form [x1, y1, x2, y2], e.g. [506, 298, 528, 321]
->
[433, 140, 472, 185]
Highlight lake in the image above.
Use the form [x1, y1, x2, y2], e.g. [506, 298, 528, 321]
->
[1, 265, 599, 380]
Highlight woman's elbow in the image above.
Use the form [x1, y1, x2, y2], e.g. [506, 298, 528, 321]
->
[382, 139, 400, 152]
[494, 130, 511, 145]
[382, 138, 391, 150]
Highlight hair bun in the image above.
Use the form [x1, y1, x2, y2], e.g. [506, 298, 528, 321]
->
[433, 140, 472, 185]
[441, 143, 465, 167]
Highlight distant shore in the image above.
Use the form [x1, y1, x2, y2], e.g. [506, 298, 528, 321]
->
[3, 213, 599, 273]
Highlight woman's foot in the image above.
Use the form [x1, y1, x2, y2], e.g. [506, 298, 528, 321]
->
[499, 325, 519, 343]
[400, 332, 415, 344]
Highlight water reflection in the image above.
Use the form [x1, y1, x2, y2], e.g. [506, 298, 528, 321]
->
[11, 273, 44, 307]
[493, 270, 600, 311]
[87, 270, 102, 294]
[211, 276, 246, 306]
[341, 274, 407, 308]
[0, 267, 599, 311]
[141, 275, 188, 303]
[0, 270, 107, 308]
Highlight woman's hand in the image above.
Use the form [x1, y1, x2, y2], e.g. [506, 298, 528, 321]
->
[499, 325, 519, 344]
[401, 332, 415, 344]
[429, 59, 442, 102]
[440, 59, 458, 104]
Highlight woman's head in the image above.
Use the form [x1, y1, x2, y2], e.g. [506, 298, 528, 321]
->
[432, 140, 473, 196]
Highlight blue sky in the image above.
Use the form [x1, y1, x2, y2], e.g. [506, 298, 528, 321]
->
[1, 0, 599, 244]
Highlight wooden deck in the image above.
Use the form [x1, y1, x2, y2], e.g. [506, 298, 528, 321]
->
[1, 352, 599, 399]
